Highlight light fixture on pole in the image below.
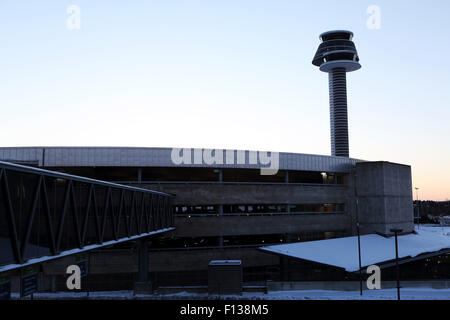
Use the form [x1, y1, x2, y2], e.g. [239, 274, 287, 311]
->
[357, 220, 363, 296]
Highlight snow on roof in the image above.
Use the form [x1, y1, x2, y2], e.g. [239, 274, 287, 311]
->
[260, 226, 450, 272]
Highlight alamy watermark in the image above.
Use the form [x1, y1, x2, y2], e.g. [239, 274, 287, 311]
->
[366, 264, 381, 289]
[170, 148, 279, 175]
[63, 262, 382, 291]
[66, 264, 81, 290]
[67, 5, 81, 30]
[366, 5, 381, 30]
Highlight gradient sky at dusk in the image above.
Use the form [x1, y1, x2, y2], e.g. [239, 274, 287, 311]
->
[1, 1, 449, 200]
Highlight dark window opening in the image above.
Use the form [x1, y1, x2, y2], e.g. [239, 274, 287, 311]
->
[47, 167, 347, 185]
[174, 203, 346, 215]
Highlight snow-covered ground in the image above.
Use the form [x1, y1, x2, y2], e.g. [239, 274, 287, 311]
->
[416, 224, 450, 235]
[11, 288, 450, 300]
[10, 225, 450, 300]
[162, 288, 450, 300]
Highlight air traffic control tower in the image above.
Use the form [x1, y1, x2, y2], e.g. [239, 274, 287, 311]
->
[312, 30, 361, 158]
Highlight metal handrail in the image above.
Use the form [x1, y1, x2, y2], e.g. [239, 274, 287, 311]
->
[0, 161, 175, 270]
[0, 161, 171, 196]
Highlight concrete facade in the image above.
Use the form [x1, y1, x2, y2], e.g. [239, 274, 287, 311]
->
[173, 214, 352, 238]
[356, 161, 414, 235]
[142, 183, 349, 205]
[0, 147, 415, 289]
[0, 147, 358, 172]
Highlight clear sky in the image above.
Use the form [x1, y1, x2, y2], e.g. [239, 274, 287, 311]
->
[1, 1, 449, 200]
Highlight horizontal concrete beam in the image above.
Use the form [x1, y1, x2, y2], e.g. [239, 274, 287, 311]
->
[174, 214, 352, 237]
[149, 247, 278, 272]
[42, 246, 279, 274]
[141, 183, 349, 205]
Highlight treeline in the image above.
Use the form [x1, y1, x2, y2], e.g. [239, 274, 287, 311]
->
[414, 200, 450, 217]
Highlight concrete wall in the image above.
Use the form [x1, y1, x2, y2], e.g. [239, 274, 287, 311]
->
[356, 161, 414, 235]
[0, 147, 359, 173]
[142, 182, 354, 238]
[174, 214, 352, 237]
[149, 247, 278, 272]
[141, 183, 349, 205]
[41, 247, 278, 275]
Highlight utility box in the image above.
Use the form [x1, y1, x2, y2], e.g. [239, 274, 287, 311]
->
[208, 260, 242, 295]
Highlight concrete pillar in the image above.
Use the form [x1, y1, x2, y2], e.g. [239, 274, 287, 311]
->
[137, 168, 142, 183]
[348, 169, 359, 236]
[50, 275, 57, 293]
[280, 257, 289, 281]
[284, 233, 297, 243]
[134, 238, 152, 294]
[11, 276, 20, 293]
[37, 272, 50, 292]
[218, 204, 224, 247]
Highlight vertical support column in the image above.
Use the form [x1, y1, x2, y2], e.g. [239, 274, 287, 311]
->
[169, 196, 175, 227]
[217, 169, 223, 245]
[41, 148, 46, 167]
[285, 171, 290, 214]
[134, 238, 151, 294]
[137, 168, 142, 183]
[218, 204, 224, 247]
[280, 257, 289, 281]
[51, 275, 57, 292]
[138, 238, 148, 282]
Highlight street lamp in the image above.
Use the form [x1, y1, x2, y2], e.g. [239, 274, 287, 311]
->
[357, 220, 363, 296]
[415, 187, 420, 227]
[353, 171, 363, 296]
[390, 228, 403, 300]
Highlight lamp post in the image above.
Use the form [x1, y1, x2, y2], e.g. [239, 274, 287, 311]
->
[415, 187, 420, 227]
[357, 220, 363, 296]
[390, 228, 403, 300]
[353, 171, 363, 296]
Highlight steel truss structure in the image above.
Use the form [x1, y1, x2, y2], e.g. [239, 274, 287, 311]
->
[0, 161, 174, 270]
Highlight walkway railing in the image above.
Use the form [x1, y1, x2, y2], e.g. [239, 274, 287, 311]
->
[0, 161, 174, 271]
